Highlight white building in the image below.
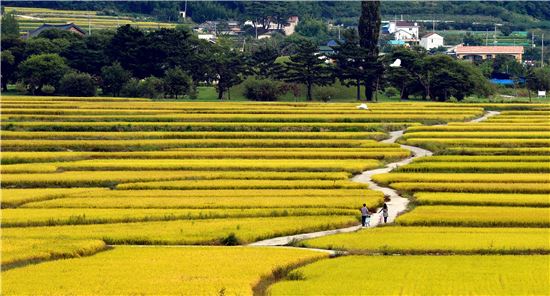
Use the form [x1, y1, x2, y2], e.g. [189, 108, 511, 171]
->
[244, 16, 299, 36]
[283, 16, 299, 36]
[388, 20, 419, 41]
[420, 32, 444, 50]
[197, 34, 216, 43]
[394, 29, 416, 41]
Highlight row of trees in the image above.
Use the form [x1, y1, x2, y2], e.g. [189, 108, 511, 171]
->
[2, 6, 546, 102]
[0, 23, 498, 101]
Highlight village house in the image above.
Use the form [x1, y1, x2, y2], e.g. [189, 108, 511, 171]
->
[454, 45, 524, 62]
[23, 23, 86, 39]
[388, 20, 420, 41]
[243, 16, 299, 38]
[420, 32, 444, 50]
[193, 20, 242, 36]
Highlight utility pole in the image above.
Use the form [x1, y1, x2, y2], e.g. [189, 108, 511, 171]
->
[485, 29, 488, 46]
[87, 14, 91, 35]
[493, 24, 497, 45]
[184, 0, 187, 19]
[542, 33, 545, 67]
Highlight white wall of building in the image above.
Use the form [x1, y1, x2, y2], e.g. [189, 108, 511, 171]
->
[420, 34, 444, 50]
[395, 29, 415, 41]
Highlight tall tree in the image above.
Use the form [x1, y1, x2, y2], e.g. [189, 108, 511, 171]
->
[163, 67, 192, 99]
[210, 45, 248, 100]
[17, 53, 69, 94]
[101, 62, 131, 97]
[142, 27, 194, 77]
[107, 25, 146, 77]
[526, 66, 550, 94]
[1, 11, 20, 38]
[1, 37, 25, 91]
[282, 40, 334, 101]
[332, 29, 369, 100]
[1, 50, 16, 92]
[358, 0, 382, 101]
[62, 30, 113, 76]
[384, 46, 424, 100]
[249, 45, 282, 79]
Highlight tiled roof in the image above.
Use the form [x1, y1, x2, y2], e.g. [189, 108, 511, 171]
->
[455, 45, 524, 54]
[27, 23, 85, 37]
[395, 21, 417, 27]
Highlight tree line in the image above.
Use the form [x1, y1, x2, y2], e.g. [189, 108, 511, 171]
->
[0, 22, 503, 101]
[2, 8, 548, 101]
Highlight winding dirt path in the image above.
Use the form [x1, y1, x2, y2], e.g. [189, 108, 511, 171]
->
[249, 110, 500, 247]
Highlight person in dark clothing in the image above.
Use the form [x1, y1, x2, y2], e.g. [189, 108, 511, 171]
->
[378, 203, 389, 223]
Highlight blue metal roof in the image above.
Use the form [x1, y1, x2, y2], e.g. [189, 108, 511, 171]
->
[387, 40, 406, 45]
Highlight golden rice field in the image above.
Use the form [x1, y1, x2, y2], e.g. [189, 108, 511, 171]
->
[3, 216, 360, 245]
[413, 192, 550, 207]
[395, 205, 550, 227]
[2, 247, 326, 295]
[5, 6, 177, 33]
[269, 255, 550, 295]
[1, 95, 549, 294]
[2, 238, 107, 268]
[302, 226, 550, 253]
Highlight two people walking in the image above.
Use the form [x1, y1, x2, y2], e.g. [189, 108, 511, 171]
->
[360, 203, 389, 227]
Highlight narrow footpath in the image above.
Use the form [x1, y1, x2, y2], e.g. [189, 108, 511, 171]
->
[249, 110, 500, 247]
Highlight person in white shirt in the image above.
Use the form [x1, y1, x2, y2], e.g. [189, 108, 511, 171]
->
[360, 204, 371, 227]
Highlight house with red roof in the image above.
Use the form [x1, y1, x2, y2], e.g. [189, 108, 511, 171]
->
[455, 45, 524, 62]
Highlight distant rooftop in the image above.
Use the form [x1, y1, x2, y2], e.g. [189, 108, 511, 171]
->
[455, 45, 524, 54]
[24, 23, 86, 38]
[394, 20, 418, 27]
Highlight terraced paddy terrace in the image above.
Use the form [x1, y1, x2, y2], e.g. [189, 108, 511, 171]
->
[1, 95, 549, 295]
[4, 6, 176, 34]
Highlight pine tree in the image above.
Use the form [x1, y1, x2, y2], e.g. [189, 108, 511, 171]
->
[249, 45, 283, 79]
[358, 1, 382, 101]
[282, 40, 334, 101]
[1, 12, 20, 38]
[332, 29, 370, 101]
[211, 45, 248, 100]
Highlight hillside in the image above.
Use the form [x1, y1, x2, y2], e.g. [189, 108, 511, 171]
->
[3, 1, 550, 31]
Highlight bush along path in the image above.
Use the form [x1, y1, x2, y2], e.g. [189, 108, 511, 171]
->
[249, 110, 500, 247]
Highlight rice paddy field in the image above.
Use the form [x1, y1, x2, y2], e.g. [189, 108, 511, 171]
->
[291, 109, 550, 294]
[5, 6, 176, 34]
[1, 95, 549, 295]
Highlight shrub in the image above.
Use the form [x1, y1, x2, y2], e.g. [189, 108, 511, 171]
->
[188, 85, 198, 100]
[120, 79, 141, 98]
[15, 82, 28, 94]
[59, 72, 96, 97]
[40, 84, 56, 94]
[313, 86, 338, 102]
[243, 78, 284, 101]
[220, 233, 240, 245]
[140, 76, 164, 99]
[384, 86, 399, 98]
